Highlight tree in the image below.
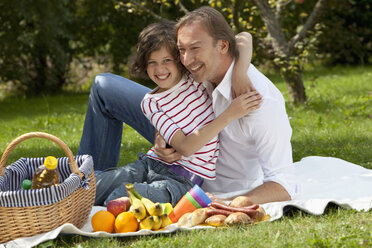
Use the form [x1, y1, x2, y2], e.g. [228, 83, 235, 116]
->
[252, 0, 327, 103]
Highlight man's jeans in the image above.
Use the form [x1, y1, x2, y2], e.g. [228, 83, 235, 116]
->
[95, 153, 194, 206]
[77, 73, 154, 171]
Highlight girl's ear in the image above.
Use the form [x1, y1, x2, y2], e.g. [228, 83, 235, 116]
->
[217, 40, 230, 55]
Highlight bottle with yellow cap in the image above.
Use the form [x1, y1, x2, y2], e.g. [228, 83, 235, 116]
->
[31, 156, 60, 189]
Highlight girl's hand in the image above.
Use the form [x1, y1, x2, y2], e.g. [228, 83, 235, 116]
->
[232, 31, 254, 98]
[226, 91, 262, 120]
[153, 132, 182, 163]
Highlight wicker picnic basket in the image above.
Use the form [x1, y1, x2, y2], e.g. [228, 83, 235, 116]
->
[0, 132, 96, 244]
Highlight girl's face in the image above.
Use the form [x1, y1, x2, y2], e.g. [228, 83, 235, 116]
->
[147, 46, 182, 92]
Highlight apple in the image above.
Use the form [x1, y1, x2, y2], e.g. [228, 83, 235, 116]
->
[107, 197, 131, 216]
[295, 0, 304, 4]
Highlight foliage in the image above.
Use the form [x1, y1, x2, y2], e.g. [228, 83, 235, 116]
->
[0, 0, 75, 95]
[1, 0, 371, 99]
[315, 0, 372, 65]
[73, 0, 156, 74]
[0, 65, 371, 247]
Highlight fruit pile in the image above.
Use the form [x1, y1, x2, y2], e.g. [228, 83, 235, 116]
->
[91, 183, 173, 233]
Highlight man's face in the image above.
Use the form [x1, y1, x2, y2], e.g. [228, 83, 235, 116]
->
[177, 21, 225, 84]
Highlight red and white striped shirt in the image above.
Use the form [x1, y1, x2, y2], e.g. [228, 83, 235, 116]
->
[141, 74, 218, 180]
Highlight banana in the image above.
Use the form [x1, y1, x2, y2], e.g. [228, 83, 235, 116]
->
[139, 215, 155, 230]
[158, 202, 173, 228]
[142, 198, 163, 216]
[160, 214, 171, 228]
[126, 186, 146, 220]
[152, 215, 162, 230]
[129, 197, 147, 220]
[126, 183, 162, 216]
[125, 183, 142, 198]
[161, 202, 173, 215]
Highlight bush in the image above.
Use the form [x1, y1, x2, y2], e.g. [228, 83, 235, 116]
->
[316, 0, 372, 65]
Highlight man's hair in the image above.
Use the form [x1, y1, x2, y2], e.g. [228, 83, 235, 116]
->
[130, 21, 186, 78]
[175, 6, 236, 58]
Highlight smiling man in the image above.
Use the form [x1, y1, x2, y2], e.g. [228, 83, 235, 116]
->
[77, 6, 298, 205]
[154, 7, 299, 204]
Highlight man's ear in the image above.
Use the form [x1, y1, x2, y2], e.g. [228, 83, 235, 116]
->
[217, 40, 230, 55]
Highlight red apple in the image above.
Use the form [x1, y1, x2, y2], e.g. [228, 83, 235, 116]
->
[107, 197, 131, 216]
[295, 0, 304, 4]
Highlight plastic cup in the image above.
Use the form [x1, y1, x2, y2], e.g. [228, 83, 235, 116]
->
[168, 195, 197, 223]
[169, 184, 212, 223]
[192, 184, 212, 206]
[185, 192, 201, 208]
[189, 188, 208, 208]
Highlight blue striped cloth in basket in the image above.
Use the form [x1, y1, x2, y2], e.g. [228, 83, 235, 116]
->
[0, 155, 93, 207]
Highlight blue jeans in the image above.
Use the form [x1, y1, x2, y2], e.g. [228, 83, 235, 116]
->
[77, 73, 154, 171]
[95, 153, 194, 206]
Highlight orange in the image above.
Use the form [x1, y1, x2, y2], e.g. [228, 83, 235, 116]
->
[91, 210, 116, 233]
[114, 212, 139, 233]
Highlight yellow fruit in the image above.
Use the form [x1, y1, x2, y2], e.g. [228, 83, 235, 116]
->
[142, 198, 163, 216]
[139, 215, 155, 230]
[129, 198, 147, 220]
[152, 215, 162, 230]
[161, 202, 173, 215]
[161, 214, 171, 228]
[114, 212, 139, 233]
[91, 210, 115, 233]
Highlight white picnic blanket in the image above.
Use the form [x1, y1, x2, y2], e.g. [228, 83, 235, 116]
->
[2, 156, 372, 248]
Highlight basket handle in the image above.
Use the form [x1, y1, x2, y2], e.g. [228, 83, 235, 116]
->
[0, 132, 82, 178]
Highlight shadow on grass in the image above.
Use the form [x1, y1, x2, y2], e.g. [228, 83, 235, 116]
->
[2, 145, 80, 166]
[282, 202, 345, 219]
[0, 93, 89, 122]
[39, 230, 180, 248]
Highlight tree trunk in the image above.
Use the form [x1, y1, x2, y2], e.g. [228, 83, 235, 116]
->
[252, 0, 327, 104]
[282, 69, 306, 104]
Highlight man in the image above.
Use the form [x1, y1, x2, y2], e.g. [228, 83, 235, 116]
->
[155, 7, 298, 204]
[78, 7, 298, 204]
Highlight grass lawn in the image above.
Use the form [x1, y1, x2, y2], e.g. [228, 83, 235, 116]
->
[0, 65, 371, 247]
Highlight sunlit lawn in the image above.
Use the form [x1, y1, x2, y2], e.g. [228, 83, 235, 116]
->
[0, 65, 371, 247]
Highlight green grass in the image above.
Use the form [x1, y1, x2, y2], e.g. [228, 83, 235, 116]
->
[0, 65, 371, 247]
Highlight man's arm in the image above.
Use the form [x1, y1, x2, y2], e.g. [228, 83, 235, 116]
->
[208, 97, 296, 204]
[245, 98, 295, 203]
[207, 181, 291, 204]
[244, 182, 291, 203]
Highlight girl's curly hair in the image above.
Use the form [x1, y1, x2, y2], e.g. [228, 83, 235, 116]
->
[130, 21, 186, 79]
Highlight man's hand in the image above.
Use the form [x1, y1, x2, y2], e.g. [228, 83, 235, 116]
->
[154, 132, 182, 163]
[206, 192, 228, 203]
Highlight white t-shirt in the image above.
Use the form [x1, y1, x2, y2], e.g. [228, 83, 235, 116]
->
[202, 62, 299, 199]
[141, 74, 219, 180]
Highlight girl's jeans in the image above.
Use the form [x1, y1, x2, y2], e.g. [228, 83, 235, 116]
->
[95, 153, 194, 206]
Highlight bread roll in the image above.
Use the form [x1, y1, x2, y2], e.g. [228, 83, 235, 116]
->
[224, 212, 251, 225]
